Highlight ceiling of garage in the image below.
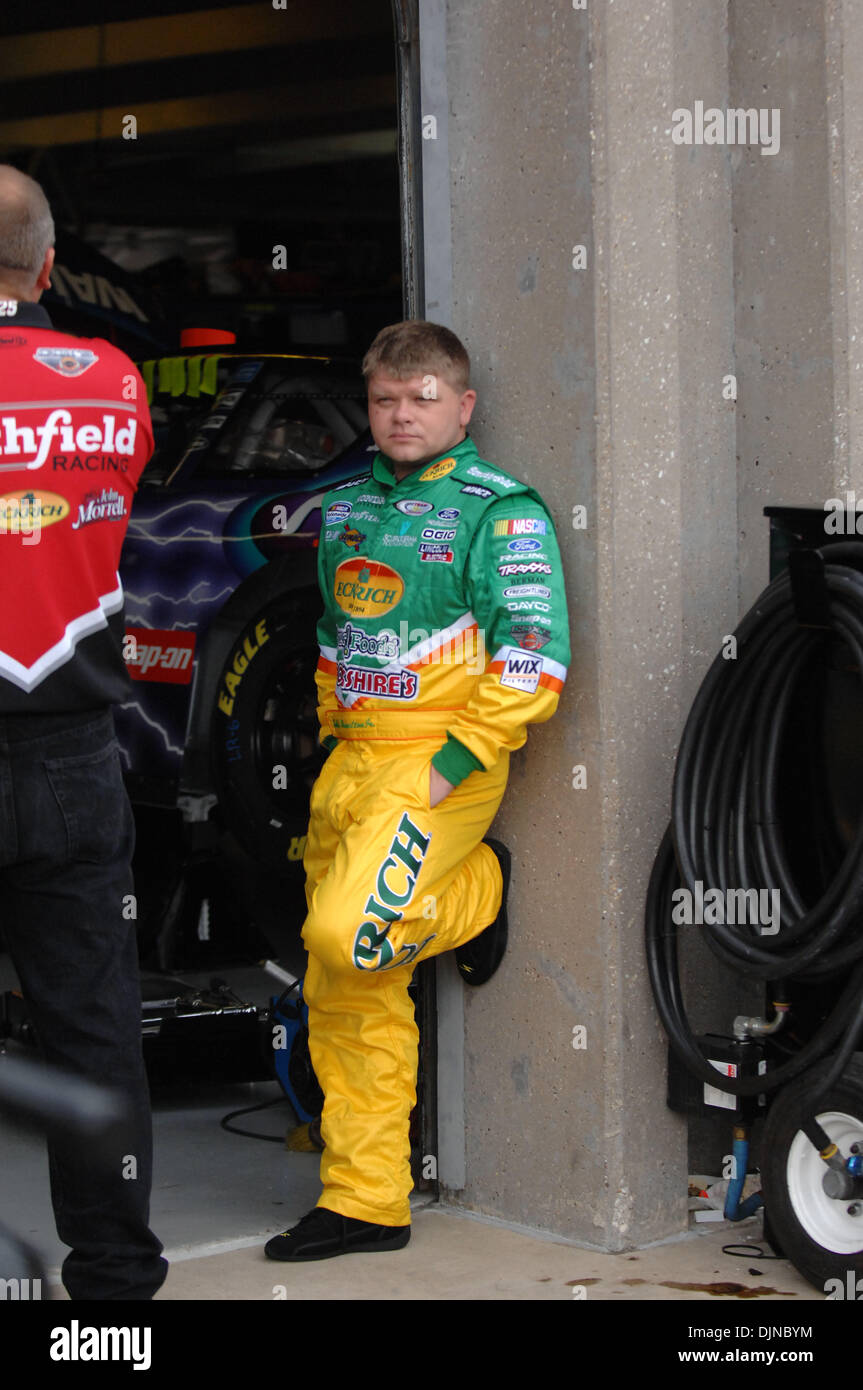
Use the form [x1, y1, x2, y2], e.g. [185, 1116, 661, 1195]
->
[0, 0, 402, 351]
[0, 0, 398, 230]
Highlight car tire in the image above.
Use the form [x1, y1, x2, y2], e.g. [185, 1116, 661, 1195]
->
[211, 594, 325, 871]
[760, 1054, 863, 1294]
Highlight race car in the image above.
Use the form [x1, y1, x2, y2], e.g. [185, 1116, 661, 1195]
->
[117, 350, 373, 966]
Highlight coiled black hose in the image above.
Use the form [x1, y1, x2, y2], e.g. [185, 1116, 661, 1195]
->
[646, 543, 863, 1099]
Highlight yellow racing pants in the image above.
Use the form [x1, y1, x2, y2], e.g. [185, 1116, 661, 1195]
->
[301, 733, 509, 1226]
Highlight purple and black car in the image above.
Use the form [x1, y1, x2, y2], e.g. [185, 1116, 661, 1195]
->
[118, 351, 372, 966]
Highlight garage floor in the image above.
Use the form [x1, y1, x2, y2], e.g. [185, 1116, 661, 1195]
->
[0, 955, 831, 1303]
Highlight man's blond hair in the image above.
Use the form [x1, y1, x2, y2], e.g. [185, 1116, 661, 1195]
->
[362, 320, 471, 394]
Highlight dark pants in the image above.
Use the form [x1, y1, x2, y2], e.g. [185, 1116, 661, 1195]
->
[0, 707, 167, 1299]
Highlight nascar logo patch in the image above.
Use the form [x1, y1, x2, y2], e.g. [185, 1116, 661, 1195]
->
[493, 517, 547, 536]
[33, 347, 98, 377]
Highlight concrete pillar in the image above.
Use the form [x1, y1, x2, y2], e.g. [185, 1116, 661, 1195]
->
[433, 0, 863, 1249]
[439, 0, 727, 1247]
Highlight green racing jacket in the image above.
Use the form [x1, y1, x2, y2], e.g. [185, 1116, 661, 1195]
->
[314, 432, 570, 785]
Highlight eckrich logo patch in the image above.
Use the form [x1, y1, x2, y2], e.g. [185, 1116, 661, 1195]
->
[334, 557, 404, 617]
[71, 487, 127, 530]
[325, 501, 352, 524]
[500, 651, 543, 692]
[418, 457, 456, 482]
[493, 517, 547, 536]
[0, 490, 69, 529]
[352, 813, 435, 972]
[395, 499, 433, 517]
[33, 346, 98, 377]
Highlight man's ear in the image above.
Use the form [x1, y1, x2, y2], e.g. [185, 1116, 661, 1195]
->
[35, 246, 55, 295]
[460, 389, 477, 426]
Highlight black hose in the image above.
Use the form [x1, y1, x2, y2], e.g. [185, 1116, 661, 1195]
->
[646, 544, 863, 1100]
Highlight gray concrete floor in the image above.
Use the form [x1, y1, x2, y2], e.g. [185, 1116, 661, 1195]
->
[37, 1204, 822, 1303]
[0, 955, 842, 1304]
[156, 1207, 820, 1302]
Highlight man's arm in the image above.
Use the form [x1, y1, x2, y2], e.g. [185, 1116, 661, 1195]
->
[431, 495, 570, 788]
[313, 520, 340, 754]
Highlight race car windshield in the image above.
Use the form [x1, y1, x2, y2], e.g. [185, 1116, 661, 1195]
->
[207, 381, 366, 476]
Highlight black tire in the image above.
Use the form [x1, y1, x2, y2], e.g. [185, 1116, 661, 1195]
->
[760, 1054, 863, 1294]
[211, 595, 325, 871]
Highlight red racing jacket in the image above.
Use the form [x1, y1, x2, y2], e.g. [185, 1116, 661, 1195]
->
[0, 300, 152, 713]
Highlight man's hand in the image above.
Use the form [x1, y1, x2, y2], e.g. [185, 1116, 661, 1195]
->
[429, 766, 455, 808]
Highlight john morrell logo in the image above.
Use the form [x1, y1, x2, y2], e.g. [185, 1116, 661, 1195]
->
[71, 487, 128, 530]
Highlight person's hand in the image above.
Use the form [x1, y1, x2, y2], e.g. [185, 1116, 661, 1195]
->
[429, 766, 455, 808]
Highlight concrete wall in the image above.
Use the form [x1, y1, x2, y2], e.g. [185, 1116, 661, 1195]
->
[429, 0, 863, 1247]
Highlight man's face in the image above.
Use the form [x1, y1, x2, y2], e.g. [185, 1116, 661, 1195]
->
[367, 371, 476, 470]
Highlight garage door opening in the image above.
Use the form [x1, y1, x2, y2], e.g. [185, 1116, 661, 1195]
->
[0, 0, 436, 1281]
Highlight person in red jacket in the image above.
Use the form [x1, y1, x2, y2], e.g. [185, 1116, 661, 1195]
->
[0, 165, 167, 1299]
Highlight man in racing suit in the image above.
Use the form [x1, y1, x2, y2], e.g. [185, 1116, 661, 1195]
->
[265, 320, 569, 1261]
[0, 165, 166, 1298]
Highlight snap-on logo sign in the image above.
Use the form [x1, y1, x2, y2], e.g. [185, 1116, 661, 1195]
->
[125, 627, 196, 685]
[333, 557, 404, 617]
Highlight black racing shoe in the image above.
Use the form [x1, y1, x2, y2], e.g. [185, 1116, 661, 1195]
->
[455, 838, 511, 986]
[264, 1207, 411, 1262]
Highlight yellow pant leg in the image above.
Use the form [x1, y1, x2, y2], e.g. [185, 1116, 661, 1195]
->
[301, 739, 509, 1224]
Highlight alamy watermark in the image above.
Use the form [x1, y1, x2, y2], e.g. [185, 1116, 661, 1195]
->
[671, 101, 780, 157]
[671, 882, 780, 935]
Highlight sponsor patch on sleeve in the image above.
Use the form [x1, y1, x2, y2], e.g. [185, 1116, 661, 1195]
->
[493, 517, 548, 536]
[499, 651, 543, 693]
[510, 623, 551, 651]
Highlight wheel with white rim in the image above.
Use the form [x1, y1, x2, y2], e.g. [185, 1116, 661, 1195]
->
[761, 1055, 863, 1293]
